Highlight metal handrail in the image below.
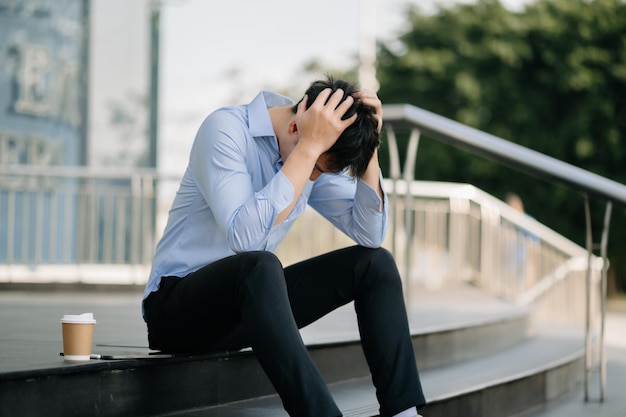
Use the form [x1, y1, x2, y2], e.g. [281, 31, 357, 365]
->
[382, 103, 625, 402]
[384, 104, 626, 208]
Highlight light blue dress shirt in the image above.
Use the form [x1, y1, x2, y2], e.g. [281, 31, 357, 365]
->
[143, 91, 389, 303]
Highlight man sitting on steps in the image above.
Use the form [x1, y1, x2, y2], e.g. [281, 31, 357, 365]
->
[142, 76, 426, 417]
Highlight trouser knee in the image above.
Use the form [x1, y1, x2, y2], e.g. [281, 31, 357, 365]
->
[356, 246, 402, 287]
[235, 251, 285, 292]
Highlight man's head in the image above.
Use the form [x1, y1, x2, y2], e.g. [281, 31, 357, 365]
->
[292, 76, 380, 178]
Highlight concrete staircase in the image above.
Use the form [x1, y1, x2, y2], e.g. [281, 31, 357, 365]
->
[0, 284, 584, 417]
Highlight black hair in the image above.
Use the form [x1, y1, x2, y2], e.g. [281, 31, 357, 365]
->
[292, 76, 380, 178]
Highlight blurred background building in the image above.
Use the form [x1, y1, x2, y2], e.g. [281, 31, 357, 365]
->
[1, 0, 90, 265]
[0, 0, 152, 276]
[0, 0, 89, 168]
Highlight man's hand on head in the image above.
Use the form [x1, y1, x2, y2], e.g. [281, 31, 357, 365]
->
[356, 89, 383, 134]
[295, 88, 358, 157]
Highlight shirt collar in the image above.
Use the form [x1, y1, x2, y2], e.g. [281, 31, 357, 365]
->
[248, 91, 294, 138]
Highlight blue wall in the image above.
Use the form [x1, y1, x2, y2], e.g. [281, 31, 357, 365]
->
[0, 0, 89, 263]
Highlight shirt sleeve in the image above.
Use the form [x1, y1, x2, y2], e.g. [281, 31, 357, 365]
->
[189, 111, 294, 252]
[308, 170, 389, 248]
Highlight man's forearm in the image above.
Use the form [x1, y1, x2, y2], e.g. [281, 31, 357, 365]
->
[360, 148, 384, 207]
[275, 144, 319, 225]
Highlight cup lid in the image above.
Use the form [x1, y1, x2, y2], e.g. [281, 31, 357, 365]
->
[60, 312, 96, 324]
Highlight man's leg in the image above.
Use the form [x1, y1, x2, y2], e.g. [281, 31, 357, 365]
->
[143, 251, 342, 417]
[283, 246, 426, 417]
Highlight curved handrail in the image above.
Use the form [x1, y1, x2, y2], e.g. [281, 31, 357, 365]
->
[383, 102, 618, 402]
[383, 104, 626, 208]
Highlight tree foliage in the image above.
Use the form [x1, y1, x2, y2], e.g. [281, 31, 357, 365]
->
[376, 0, 626, 291]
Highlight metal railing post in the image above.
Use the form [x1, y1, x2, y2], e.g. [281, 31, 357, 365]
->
[402, 129, 421, 301]
[584, 195, 593, 402]
[598, 201, 612, 401]
[385, 125, 401, 259]
[584, 195, 613, 402]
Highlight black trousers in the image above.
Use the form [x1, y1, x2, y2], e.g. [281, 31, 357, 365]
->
[143, 246, 426, 417]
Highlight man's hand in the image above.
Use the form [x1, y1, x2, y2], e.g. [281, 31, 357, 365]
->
[295, 88, 358, 157]
[356, 89, 383, 133]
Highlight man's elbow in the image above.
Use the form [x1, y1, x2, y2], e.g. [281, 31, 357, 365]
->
[355, 233, 385, 249]
[227, 230, 266, 253]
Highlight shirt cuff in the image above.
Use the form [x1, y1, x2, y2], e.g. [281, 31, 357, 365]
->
[262, 170, 295, 214]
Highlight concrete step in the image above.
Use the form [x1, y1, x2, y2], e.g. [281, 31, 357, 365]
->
[520, 310, 626, 417]
[171, 328, 583, 417]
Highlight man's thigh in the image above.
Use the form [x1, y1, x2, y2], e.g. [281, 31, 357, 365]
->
[144, 254, 249, 351]
[284, 245, 384, 328]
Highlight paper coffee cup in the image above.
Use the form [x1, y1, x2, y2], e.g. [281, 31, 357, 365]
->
[60, 313, 96, 361]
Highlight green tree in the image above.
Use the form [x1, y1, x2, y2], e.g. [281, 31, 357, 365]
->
[376, 0, 626, 292]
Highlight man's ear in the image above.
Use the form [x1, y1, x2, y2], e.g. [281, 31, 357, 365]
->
[288, 120, 298, 134]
